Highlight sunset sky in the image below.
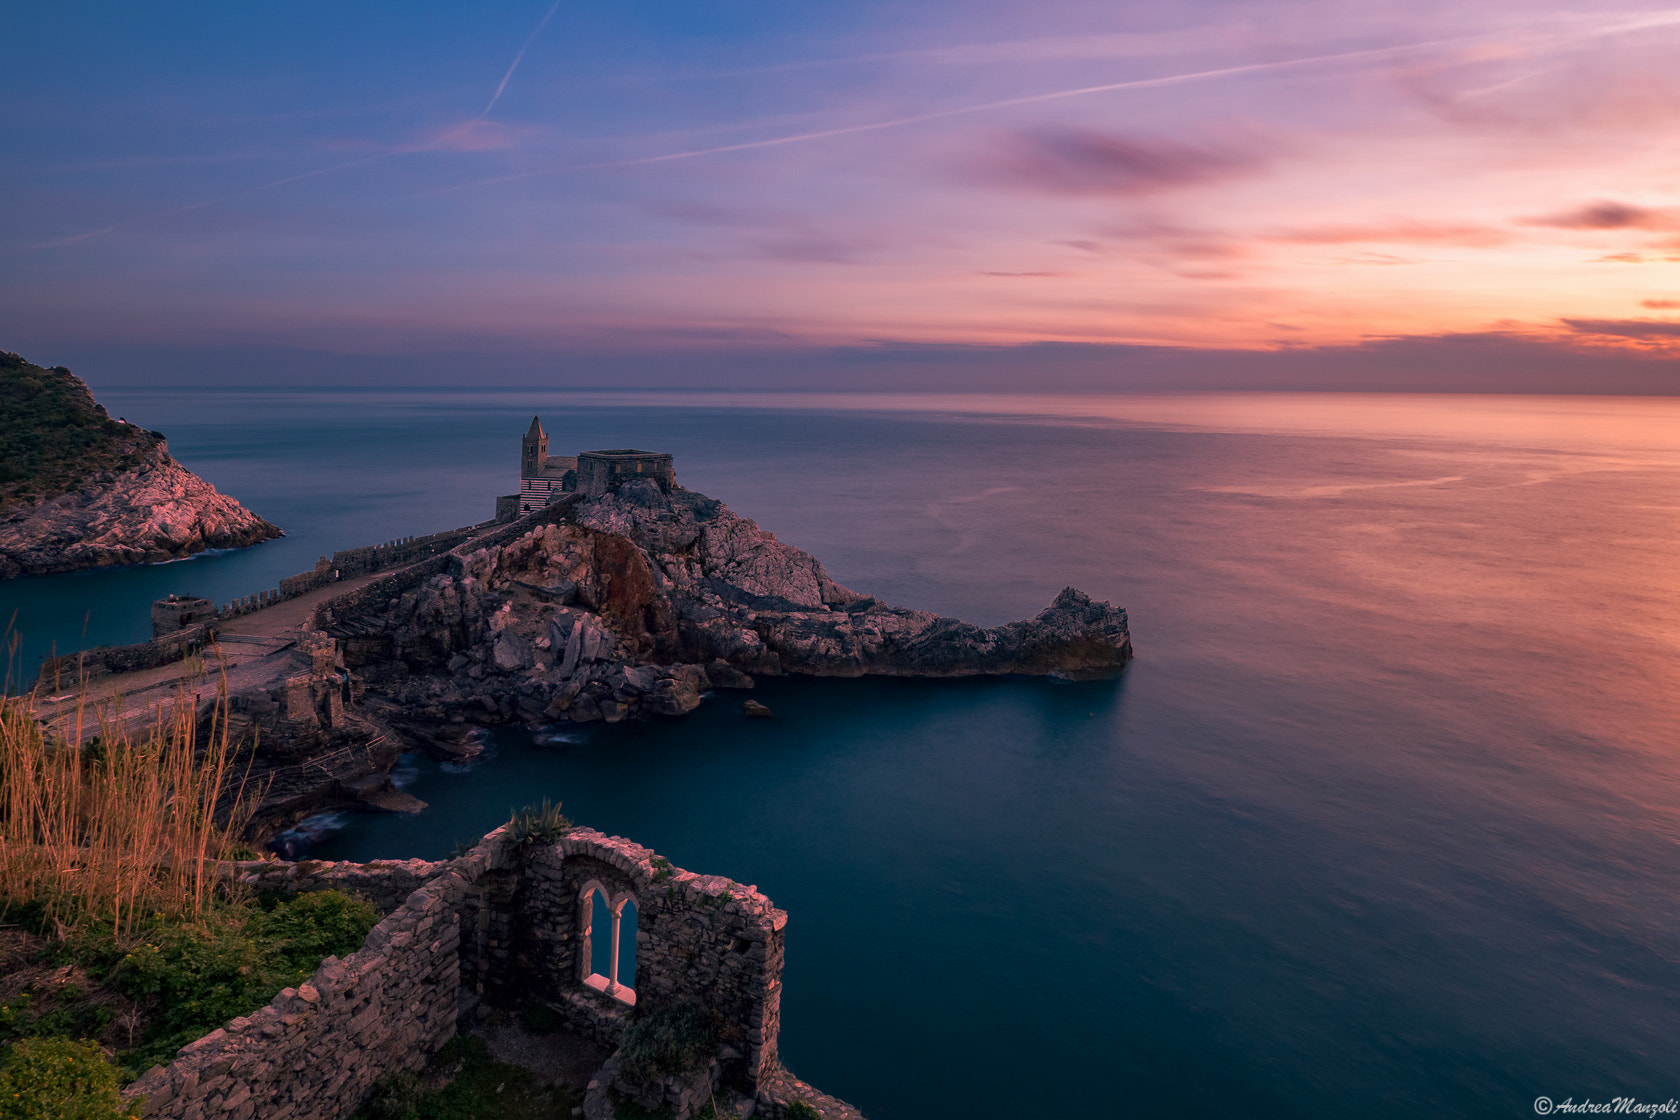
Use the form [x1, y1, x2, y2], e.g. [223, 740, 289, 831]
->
[5, 1, 1680, 389]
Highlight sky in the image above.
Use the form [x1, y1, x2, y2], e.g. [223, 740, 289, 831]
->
[4, 0, 1680, 390]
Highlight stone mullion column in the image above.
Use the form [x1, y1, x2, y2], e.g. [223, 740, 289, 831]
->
[608, 899, 625, 992]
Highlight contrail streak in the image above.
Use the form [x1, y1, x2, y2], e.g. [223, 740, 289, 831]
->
[420, 8, 1680, 198]
[484, 0, 562, 116]
[29, 2, 563, 249]
[419, 35, 1474, 197]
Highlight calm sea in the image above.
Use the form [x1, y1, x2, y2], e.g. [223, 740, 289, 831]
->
[7, 389, 1680, 1118]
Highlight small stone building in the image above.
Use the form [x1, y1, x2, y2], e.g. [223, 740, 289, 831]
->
[151, 594, 214, 638]
[576, 449, 676, 499]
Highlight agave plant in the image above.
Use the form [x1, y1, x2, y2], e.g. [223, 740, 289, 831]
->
[505, 797, 572, 846]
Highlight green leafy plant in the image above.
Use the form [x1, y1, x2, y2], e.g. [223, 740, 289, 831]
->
[650, 857, 673, 883]
[504, 798, 571, 847]
[785, 1103, 820, 1120]
[0, 1037, 141, 1120]
[107, 890, 377, 1070]
[0, 992, 116, 1048]
[617, 998, 720, 1086]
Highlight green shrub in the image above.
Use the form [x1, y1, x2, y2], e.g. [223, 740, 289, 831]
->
[253, 890, 380, 973]
[0, 992, 115, 1048]
[785, 1103, 819, 1120]
[0, 1037, 141, 1120]
[617, 998, 719, 1086]
[110, 890, 378, 1070]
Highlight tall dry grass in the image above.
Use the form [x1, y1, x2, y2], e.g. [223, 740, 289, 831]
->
[0, 678, 255, 937]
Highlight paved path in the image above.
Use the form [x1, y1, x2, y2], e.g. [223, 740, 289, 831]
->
[34, 571, 390, 740]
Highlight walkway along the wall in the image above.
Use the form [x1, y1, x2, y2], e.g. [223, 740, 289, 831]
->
[40, 503, 578, 682]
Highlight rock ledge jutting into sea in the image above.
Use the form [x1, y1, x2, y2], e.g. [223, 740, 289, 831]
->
[358, 480, 1133, 727]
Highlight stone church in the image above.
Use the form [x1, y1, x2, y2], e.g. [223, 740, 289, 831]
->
[515, 416, 676, 514]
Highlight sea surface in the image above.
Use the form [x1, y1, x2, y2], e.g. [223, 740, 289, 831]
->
[7, 389, 1680, 1118]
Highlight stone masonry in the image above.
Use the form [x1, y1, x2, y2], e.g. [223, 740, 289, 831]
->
[125, 825, 860, 1120]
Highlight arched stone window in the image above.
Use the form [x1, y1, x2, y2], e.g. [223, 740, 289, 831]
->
[578, 880, 637, 1006]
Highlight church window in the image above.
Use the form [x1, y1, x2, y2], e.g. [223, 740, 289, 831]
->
[579, 882, 637, 1005]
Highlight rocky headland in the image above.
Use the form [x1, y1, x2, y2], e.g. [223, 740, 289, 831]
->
[344, 480, 1133, 728]
[0, 352, 281, 578]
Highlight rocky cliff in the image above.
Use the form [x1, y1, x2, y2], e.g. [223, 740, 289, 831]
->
[0, 353, 281, 578]
[339, 482, 1131, 726]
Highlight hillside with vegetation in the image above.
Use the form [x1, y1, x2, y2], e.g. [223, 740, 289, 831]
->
[0, 351, 280, 578]
[0, 352, 161, 513]
[0, 688, 378, 1115]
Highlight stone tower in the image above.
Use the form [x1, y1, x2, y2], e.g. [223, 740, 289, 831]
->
[521, 415, 548, 479]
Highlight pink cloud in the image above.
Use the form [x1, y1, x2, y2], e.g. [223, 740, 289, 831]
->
[1269, 222, 1511, 247]
[977, 128, 1260, 196]
[1563, 317, 1680, 339]
[1524, 200, 1678, 230]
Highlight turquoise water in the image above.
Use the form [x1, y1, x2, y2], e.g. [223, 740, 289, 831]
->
[8, 391, 1680, 1117]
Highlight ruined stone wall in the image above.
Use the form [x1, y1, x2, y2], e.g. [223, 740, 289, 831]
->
[576, 452, 675, 499]
[151, 596, 213, 638]
[494, 829, 786, 1094]
[120, 825, 851, 1120]
[124, 845, 505, 1120]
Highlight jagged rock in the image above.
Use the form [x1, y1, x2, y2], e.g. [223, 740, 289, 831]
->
[0, 441, 281, 578]
[706, 659, 755, 689]
[742, 700, 774, 719]
[647, 675, 704, 716]
[493, 632, 534, 672]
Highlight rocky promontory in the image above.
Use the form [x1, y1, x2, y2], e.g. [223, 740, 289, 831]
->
[0, 352, 281, 578]
[335, 480, 1132, 727]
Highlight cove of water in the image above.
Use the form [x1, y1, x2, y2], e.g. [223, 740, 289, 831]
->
[6, 390, 1680, 1118]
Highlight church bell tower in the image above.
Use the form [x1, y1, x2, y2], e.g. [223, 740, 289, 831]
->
[521, 415, 547, 479]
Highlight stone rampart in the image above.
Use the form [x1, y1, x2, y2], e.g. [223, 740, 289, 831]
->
[329, 524, 485, 580]
[39, 624, 214, 684]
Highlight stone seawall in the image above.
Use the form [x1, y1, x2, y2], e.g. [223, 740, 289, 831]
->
[38, 624, 215, 686]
